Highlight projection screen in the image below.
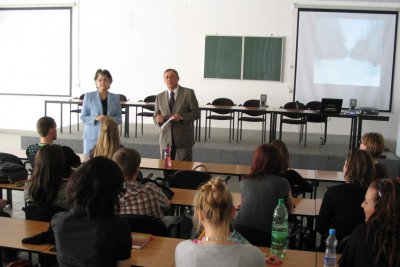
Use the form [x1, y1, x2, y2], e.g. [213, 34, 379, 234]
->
[294, 9, 397, 111]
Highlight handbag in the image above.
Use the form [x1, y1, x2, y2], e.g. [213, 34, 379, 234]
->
[0, 160, 28, 184]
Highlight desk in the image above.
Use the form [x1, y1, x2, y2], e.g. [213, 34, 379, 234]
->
[259, 247, 317, 267]
[0, 217, 51, 252]
[170, 188, 321, 217]
[44, 99, 82, 134]
[42, 231, 182, 267]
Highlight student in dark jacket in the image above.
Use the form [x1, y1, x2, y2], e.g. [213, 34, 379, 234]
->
[317, 150, 375, 250]
[340, 178, 400, 267]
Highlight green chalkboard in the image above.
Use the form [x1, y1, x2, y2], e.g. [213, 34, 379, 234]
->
[204, 35, 284, 81]
[204, 36, 242, 79]
[243, 37, 283, 81]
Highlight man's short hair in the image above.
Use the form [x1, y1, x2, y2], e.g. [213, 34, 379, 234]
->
[113, 147, 141, 178]
[164, 68, 179, 78]
[36, 117, 56, 137]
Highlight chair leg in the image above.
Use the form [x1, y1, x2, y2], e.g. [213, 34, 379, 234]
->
[324, 121, 328, 144]
[304, 123, 307, 147]
[77, 113, 80, 131]
[236, 117, 240, 144]
[228, 119, 231, 143]
[141, 116, 144, 135]
[279, 118, 283, 140]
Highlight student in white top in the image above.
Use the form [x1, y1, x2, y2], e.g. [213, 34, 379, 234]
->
[175, 177, 265, 267]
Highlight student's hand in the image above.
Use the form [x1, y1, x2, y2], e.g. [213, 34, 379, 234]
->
[0, 199, 8, 209]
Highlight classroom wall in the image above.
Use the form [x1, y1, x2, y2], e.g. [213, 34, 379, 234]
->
[1, 0, 400, 152]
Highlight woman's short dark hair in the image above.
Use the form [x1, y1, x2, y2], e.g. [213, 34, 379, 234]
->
[94, 69, 113, 83]
[245, 144, 282, 179]
[29, 144, 65, 206]
[68, 156, 125, 217]
[345, 150, 375, 188]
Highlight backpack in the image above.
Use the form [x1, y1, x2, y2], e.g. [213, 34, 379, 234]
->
[0, 160, 28, 184]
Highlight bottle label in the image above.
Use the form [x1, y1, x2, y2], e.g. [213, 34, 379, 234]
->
[324, 256, 336, 267]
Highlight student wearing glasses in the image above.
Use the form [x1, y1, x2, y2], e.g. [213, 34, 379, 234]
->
[317, 150, 375, 250]
[340, 178, 400, 267]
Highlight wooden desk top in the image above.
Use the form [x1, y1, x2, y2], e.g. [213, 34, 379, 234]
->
[259, 247, 316, 267]
[131, 235, 182, 267]
[0, 217, 51, 252]
[315, 170, 345, 182]
[171, 188, 320, 217]
[174, 161, 250, 176]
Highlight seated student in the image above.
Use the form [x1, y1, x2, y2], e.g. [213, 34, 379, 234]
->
[340, 178, 400, 267]
[317, 150, 375, 250]
[235, 144, 293, 233]
[26, 116, 81, 177]
[112, 147, 170, 218]
[90, 117, 123, 159]
[51, 157, 132, 267]
[175, 177, 265, 267]
[25, 144, 69, 210]
[270, 139, 313, 196]
[359, 132, 389, 179]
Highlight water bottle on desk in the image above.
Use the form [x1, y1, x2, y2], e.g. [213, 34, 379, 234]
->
[164, 144, 172, 168]
[271, 198, 288, 259]
[323, 229, 338, 267]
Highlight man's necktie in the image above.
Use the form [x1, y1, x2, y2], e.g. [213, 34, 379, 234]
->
[169, 91, 175, 112]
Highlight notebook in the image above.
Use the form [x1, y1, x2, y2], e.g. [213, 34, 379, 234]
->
[320, 98, 343, 114]
[132, 233, 153, 249]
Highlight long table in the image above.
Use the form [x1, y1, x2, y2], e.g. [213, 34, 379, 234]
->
[44, 99, 390, 148]
[0, 216, 325, 267]
[170, 188, 321, 217]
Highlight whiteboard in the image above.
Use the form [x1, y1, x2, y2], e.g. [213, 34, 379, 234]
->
[0, 7, 71, 96]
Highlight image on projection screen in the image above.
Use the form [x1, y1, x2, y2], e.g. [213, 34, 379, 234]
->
[0, 8, 71, 96]
[294, 9, 397, 111]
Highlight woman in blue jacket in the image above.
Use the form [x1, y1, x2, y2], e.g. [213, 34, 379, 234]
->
[80, 69, 122, 155]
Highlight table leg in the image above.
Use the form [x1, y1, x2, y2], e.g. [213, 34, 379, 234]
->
[125, 104, 130, 138]
[44, 101, 47, 116]
[69, 102, 72, 134]
[135, 106, 138, 138]
[60, 103, 63, 133]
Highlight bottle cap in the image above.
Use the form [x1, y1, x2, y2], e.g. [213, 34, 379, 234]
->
[329, 229, 336, 235]
[278, 198, 284, 205]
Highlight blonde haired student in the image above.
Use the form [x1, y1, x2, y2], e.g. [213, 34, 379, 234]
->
[90, 117, 123, 159]
[175, 177, 264, 267]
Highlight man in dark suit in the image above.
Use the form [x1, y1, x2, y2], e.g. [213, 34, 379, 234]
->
[154, 69, 200, 161]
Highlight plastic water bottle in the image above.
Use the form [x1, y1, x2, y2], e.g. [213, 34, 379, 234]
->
[271, 198, 288, 259]
[323, 229, 338, 267]
[164, 144, 172, 168]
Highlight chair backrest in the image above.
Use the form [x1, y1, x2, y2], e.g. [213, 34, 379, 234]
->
[78, 94, 85, 100]
[283, 101, 306, 119]
[167, 170, 211, 190]
[119, 214, 170, 237]
[143, 95, 156, 112]
[234, 223, 271, 247]
[210, 98, 234, 115]
[119, 94, 128, 102]
[23, 204, 66, 222]
[242, 99, 263, 117]
[306, 101, 326, 122]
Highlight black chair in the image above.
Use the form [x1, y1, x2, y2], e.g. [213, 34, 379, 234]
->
[119, 214, 171, 237]
[136, 95, 156, 137]
[205, 98, 235, 142]
[167, 166, 211, 190]
[306, 101, 328, 145]
[70, 94, 85, 133]
[237, 99, 267, 143]
[234, 223, 271, 247]
[279, 101, 307, 145]
[119, 94, 128, 137]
